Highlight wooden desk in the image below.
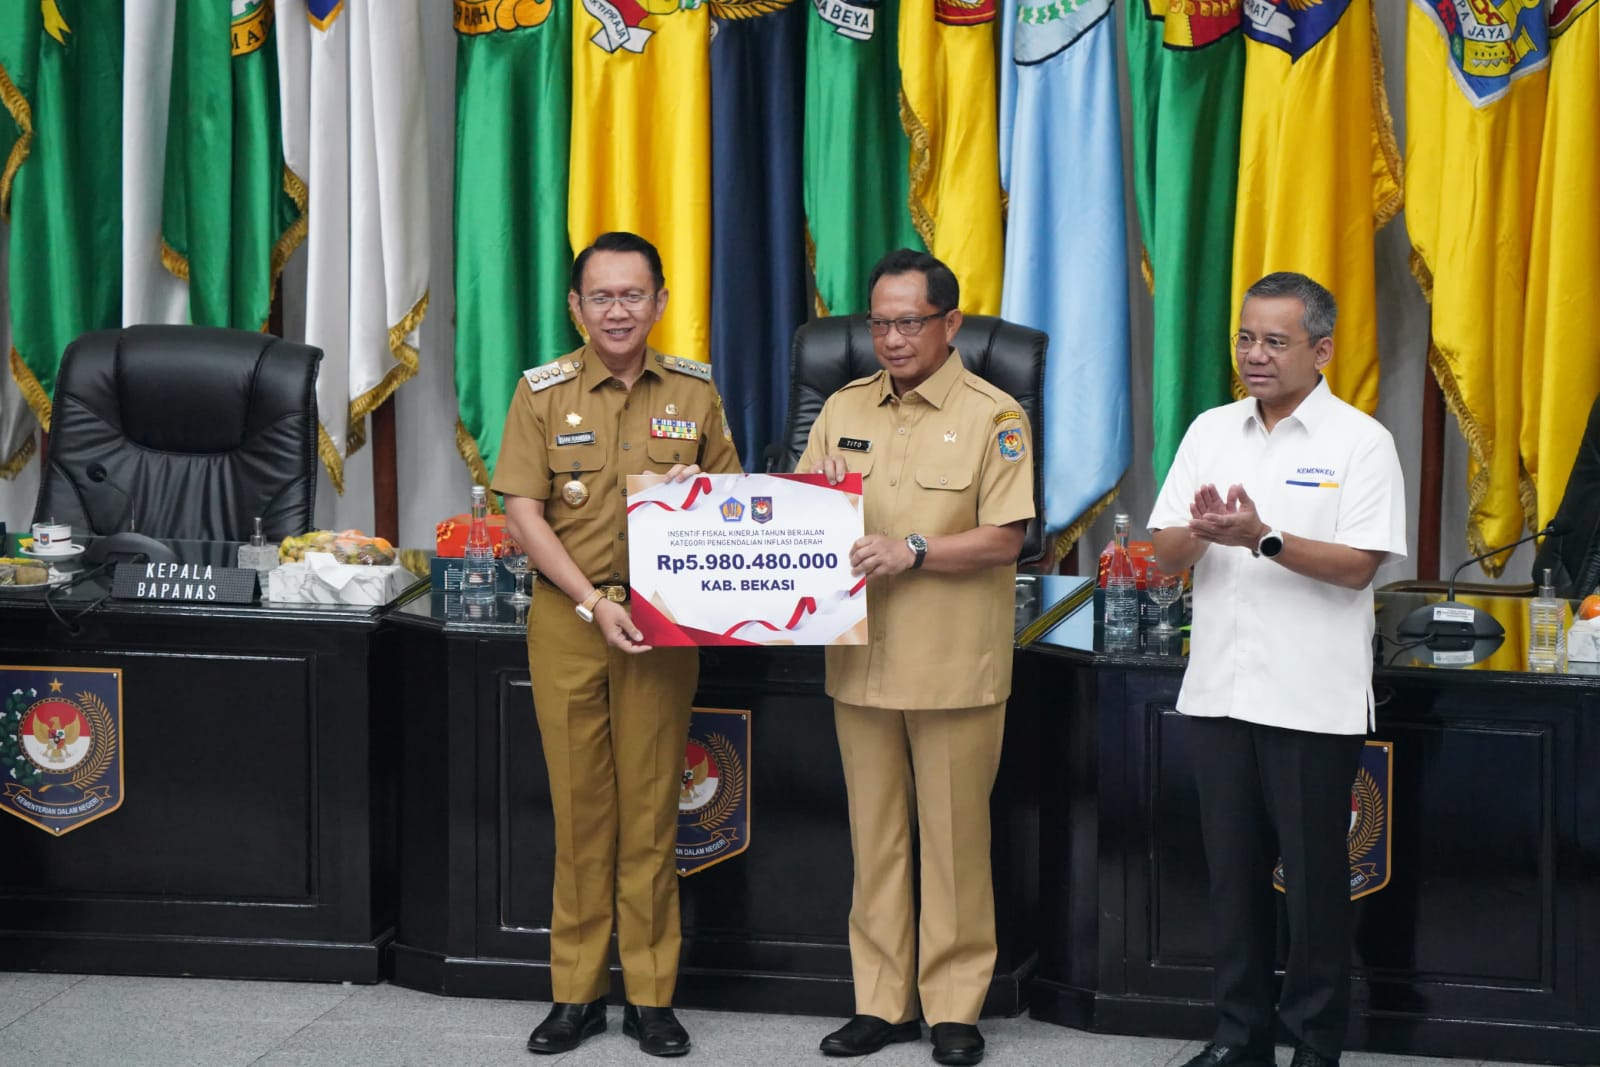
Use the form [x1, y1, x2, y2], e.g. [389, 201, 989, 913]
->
[386, 590, 1043, 1015]
[1018, 586, 1600, 1065]
[0, 553, 414, 983]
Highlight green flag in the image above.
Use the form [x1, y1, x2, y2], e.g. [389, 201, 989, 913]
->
[161, 0, 304, 330]
[804, 0, 923, 317]
[1124, 2, 1243, 482]
[1, 0, 122, 462]
[452, 0, 578, 488]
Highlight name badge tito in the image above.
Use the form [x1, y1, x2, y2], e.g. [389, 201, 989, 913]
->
[625, 472, 867, 647]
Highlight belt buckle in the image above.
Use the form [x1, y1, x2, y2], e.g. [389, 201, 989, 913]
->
[602, 585, 628, 603]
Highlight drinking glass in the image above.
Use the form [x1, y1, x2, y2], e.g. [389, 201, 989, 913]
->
[503, 533, 531, 605]
[1148, 564, 1185, 635]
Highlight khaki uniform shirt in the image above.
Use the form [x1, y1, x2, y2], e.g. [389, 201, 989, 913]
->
[797, 352, 1035, 710]
[492, 344, 743, 586]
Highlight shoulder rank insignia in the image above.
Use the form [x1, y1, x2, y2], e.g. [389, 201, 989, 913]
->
[657, 354, 712, 382]
[523, 359, 581, 394]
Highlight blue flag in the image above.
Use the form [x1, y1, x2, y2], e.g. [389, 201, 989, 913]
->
[709, 0, 809, 469]
[1000, 0, 1131, 557]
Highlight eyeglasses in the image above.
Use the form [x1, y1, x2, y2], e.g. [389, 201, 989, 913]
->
[580, 291, 653, 309]
[866, 311, 951, 338]
[1232, 330, 1318, 354]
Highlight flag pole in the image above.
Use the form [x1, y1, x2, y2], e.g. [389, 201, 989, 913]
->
[372, 398, 399, 545]
[1418, 346, 1444, 581]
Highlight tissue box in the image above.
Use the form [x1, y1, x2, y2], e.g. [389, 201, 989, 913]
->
[267, 552, 415, 606]
[1569, 619, 1600, 663]
[435, 513, 509, 558]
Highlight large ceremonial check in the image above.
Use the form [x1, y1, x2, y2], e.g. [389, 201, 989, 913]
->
[625, 472, 867, 646]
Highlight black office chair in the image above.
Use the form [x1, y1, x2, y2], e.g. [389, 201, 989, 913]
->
[777, 314, 1048, 565]
[34, 326, 322, 544]
[1531, 389, 1600, 598]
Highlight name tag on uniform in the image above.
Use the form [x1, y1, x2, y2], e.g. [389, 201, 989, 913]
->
[556, 431, 596, 446]
[1286, 465, 1340, 488]
[837, 436, 872, 453]
[651, 418, 699, 440]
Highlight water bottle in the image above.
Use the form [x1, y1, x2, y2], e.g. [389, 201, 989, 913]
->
[462, 485, 497, 603]
[1103, 513, 1140, 650]
[1527, 567, 1567, 673]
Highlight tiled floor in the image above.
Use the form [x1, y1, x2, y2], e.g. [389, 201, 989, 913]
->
[0, 973, 1552, 1067]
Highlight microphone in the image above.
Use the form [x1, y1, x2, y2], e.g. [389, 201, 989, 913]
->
[1396, 522, 1563, 642]
[80, 463, 176, 567]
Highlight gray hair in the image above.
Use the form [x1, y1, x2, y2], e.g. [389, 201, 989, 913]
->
[1242, 272, 1337, 340]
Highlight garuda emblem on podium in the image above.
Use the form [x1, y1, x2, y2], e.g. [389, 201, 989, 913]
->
[0, 666, 124, 836]
[676, 708, 751, 875]
[1273, 738, 1393, 900]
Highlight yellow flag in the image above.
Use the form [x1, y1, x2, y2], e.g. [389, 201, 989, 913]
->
[569, 0, 711, 361]
[1230, 0, 1401, 416]
[1406, 1, 1548, 567]
[1522, 1, 1600, 534]
[898, 0, 1003, 313]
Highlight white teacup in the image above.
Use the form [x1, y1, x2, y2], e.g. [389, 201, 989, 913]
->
[31, 522, 72, 550]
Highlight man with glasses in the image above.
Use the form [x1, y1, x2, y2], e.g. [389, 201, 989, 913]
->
[799, 249, 1035, 1066]
[1148, 272, 1406, 1067]
[495, 231, 742, 1057]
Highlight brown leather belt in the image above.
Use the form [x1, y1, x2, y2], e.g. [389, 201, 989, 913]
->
[537, 574, 630, 603]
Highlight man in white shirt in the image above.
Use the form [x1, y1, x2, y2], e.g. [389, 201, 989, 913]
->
[1148, 272, 1407, 1067]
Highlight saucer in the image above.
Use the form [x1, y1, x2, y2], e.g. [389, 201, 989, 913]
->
[22, 543, 85, 559]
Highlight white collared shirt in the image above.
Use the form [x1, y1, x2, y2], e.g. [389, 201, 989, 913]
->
[1147, 378, 1407, 735]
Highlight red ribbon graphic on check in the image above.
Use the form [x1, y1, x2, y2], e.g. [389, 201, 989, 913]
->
[625, 475, 714, 515]
[719, 579, 868, 639]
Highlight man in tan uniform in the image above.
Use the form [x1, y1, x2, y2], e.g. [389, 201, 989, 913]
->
[495, 231, 742, 1058]
[799, 249, 1035, 1067]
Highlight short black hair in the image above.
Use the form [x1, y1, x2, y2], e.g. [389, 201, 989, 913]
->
[866, 248, 960, 313]
[570, 231, 666, 293]
[1243, 271, 1337, 340]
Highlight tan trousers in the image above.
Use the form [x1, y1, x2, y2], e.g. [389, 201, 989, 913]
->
[833, 699, 1007, 1026]
[527, 581, 697, 1006]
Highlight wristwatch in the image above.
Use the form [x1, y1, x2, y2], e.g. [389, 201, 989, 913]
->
[575, 588, 606, 623]
[1255, 528, 1285, 559]
[906, 533, 928, 570]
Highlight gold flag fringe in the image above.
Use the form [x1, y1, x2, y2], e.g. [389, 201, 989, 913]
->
[899, 90, 936, 252]
[0, 430, 36, 480]
[1051, 478, 1122, 565]
[1369, 13, 1404, 232]
[9, 345, 51, 431]
[0, 62, 31, 222]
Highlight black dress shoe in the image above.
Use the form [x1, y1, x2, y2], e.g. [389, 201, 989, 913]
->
[1180, 1042, 1277, 1067]
[623, 1003, 691, 1057]
[819, 1014, 923, 1056]
[526, 999, 606, 1055]
[930, 1022, 985, 1066]
[1288, 1046, 1339, 1067]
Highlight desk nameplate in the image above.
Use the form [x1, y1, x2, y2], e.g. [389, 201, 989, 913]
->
[111, 562, 258, 604]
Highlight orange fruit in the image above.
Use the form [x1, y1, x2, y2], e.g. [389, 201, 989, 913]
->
[1581, 594, 1600, 621]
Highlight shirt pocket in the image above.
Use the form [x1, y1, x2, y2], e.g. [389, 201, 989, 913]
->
[1274, 477, 1344, 542]
[845, 450, 876, 480]
[646, 436, 699, 468]
[547, 442, 608, 519]
[912, 464, 975, 533]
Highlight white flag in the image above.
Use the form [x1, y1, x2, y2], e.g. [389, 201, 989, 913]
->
[123, 0, 188, 327]
[281, 0, 430, 495]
